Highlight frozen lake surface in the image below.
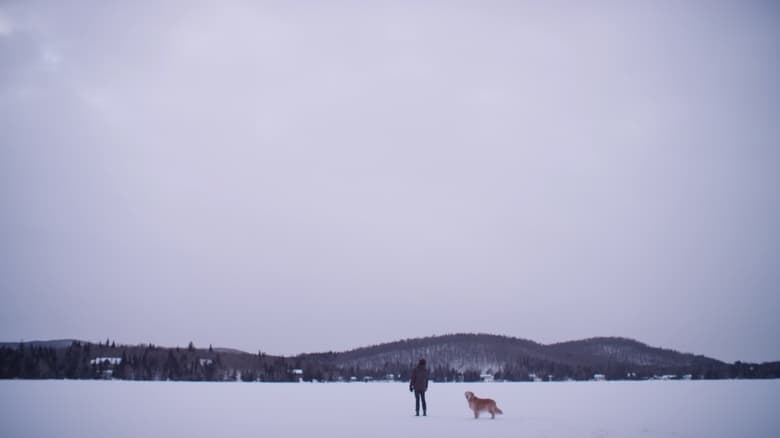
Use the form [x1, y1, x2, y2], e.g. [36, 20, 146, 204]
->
[1, 379, 778, 437]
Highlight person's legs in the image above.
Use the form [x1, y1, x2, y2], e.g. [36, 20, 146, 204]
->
[414, 390, 427, 415]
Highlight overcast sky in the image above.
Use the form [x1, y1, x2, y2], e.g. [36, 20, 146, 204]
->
[1, 1, 778, 363]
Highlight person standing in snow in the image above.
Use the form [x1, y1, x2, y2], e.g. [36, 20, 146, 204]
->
[409, 358, 429, 416]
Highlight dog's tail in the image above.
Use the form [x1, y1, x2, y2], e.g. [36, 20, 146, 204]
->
[494, 407, 503, 415]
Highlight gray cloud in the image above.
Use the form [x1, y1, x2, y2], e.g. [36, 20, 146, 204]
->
[1, 1, 779, 362]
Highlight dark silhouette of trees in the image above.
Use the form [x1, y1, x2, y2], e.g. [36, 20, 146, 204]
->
[2, 334, 778, 382]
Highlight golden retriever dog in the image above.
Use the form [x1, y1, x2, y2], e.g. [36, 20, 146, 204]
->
[464, 391, 503, 419]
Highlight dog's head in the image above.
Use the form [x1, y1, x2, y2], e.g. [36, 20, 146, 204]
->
[464, 391, 475, 401]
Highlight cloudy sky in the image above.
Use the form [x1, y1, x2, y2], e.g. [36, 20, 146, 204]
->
[1, 1, 778, 363]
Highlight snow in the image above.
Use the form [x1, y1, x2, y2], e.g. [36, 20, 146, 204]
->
[1, 380, 777, 437]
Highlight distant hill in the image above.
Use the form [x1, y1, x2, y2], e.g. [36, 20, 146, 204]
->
[2, 333, 778, 381]
[546, 337, 722, 368]
[0, 339, 80, 349]
[302, 333, 726, 380]
[309, 333, 550, 373]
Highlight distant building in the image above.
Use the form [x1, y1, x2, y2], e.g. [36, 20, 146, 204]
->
[90, 357, 122, 365]
[593, 374, 606, 381]
[199, 359, 213, 366]
[90, 357, 122, 379]
[480, 373, 494, 382]
[292, 369, 304, 382]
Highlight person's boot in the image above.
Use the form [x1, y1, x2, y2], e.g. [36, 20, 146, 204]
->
[423, 410, 427, 416]
[415, 411, 419, 416]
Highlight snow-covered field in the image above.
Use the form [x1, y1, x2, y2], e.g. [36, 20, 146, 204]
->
[1, 379, 777, 437]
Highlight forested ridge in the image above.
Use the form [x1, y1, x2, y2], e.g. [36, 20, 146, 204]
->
[2, 334, 778, 382]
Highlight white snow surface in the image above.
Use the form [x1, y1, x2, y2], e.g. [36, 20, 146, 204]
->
[1, 380, 777, 437]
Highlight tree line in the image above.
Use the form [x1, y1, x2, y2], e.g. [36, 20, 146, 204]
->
[2, 339, 778, 382]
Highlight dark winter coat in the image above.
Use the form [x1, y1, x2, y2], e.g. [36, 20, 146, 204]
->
[410, 364, 429, 392]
